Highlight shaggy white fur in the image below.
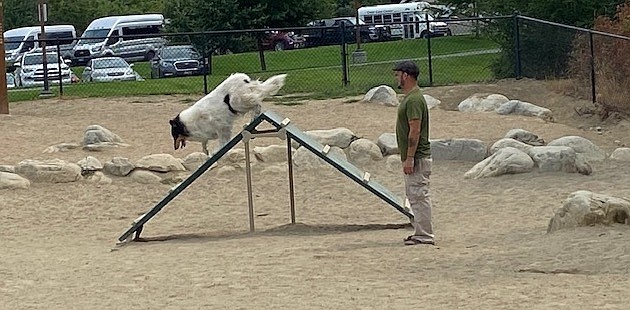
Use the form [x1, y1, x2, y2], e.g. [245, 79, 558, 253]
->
[169, 73, 287, 155]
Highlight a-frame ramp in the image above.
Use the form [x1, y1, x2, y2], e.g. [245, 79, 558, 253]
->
[117, 110, 412, 244]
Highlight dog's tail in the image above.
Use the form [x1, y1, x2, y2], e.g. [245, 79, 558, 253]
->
[258, 74, 287, 97]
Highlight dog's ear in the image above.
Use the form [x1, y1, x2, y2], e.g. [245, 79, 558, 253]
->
[223, 94, 230, 105]
[169, 119, 176, 126]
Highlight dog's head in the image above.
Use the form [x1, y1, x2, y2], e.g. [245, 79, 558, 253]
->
[169, 115, 188, 150]
[220, 73, 287, 112]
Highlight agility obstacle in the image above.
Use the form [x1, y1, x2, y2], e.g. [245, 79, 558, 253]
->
[117, 111, 413, 244]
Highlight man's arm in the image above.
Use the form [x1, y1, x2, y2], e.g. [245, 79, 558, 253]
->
[406, 119, 421, 160]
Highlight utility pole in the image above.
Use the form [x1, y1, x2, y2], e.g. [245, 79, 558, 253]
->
[0, 0, 9, 114]
[38, 0, 52, 96]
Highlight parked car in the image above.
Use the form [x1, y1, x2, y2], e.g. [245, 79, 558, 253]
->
[302, 17, 375, 48]
[150, 45, 205, 79]
[6, 72, 16, 88]
[261, 31, 305, 51]
[82, 57, 139, 82]
[14, 50, 74, 88]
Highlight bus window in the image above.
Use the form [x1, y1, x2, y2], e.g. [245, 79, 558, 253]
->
[364, 16, 373, 23]
[374, 15, 383, 23]
[393, 13, 402, 23]
[384, 15, 393, 23]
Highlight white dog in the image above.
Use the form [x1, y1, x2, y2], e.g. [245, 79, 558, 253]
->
[169, 73, 287, 155]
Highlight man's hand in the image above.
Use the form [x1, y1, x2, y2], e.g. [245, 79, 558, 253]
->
[403, 157, 414, 175]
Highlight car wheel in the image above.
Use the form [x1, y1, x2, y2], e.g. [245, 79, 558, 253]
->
[420, 31, 429, 39]
[145, 51, 155, 61]
[274, 41, 285, 51]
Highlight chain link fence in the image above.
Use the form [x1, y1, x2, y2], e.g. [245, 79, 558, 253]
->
[5, 15, 629, 112]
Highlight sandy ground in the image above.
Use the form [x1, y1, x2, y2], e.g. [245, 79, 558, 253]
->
[1, 78, 630, 309]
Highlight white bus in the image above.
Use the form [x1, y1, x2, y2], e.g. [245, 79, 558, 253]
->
[358, 2, 451, 39]
[4, 25, 77, 65]
[72, 14, 166, 64]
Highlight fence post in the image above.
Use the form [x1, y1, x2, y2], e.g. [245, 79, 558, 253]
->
[513, 12, 522, 79]
[425, 13, 433, 86]
[340, 21, 349, 86]
[202, 43, 209, 95]
[257, 34, 267, 71]
[588, 31, 596, 104]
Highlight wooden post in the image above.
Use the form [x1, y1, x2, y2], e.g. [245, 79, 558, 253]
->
[0, 0, 9, 114]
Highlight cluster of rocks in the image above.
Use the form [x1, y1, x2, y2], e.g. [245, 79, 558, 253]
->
[362, 85, 554, 122]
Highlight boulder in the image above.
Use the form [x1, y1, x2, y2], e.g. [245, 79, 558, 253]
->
[547, 136, 606, 162]
[527, 146, 592, 175]
[0, 172, 30, 189]
[293, 145, 346, 169]
[347, 138, 383, 166]
[377, 133, 398, 156]
[505, 129, 545, 146]
[182, 152, 209, 171]
[15, 159, 82, 183]
[464, 147, 534, 179]
[430, 138, 487, 162]
[363, 85, 399, 107]
[495, 100, 554, 121]
[136, 154, 186, 172]
[489, 138, 533, 155]
[458, 93, 509, 112]
[292, 128, 357, 149]
[103, 157, 135, 176]
[547, 191, 630, 233]
[610, 148, 630, 162]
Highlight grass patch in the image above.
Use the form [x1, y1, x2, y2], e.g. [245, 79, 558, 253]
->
[8, 35, 500, 103]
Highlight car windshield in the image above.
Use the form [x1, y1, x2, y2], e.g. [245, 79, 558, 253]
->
[93, 58, 128, 69]
[4, 36, 24, 51]
[161, 47, 199, 59]
[23, 53, 60, 65]
[78, 29, 110, 44]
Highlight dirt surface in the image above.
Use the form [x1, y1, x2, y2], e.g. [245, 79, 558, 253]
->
[1, 78, 629, 309]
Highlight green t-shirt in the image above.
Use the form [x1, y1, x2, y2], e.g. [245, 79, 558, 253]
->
[396, 87, 431, 161]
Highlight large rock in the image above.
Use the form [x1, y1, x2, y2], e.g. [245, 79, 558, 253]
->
[547, 191, 630, 233]
[464, 147, 534, 179]
[136, 154, 186, 172]
[15, 159, 82, 183]
[0, 172, 30, 189]
[103, 157, 135, 176]
[430, 138, 487, 162]
[77, 156, 103, 172]
[527, 146, 592, 175]
[423, 94, 441, 109]
[293, 145, 347, 169]
[0, 165, 15, 173]
[495, 100, 554, 121]
[377, 133, 398, 156]
[610, 148, 630, 162]
[182, 152, 209, 171]
[293, 128, 357, 149]
[489, 138, 533, 155]
[458, 93, 509, 112]
[83, 125, 123, 145]
[505, 129, 545, 146]
[129, 170, 163, 184]
[363, 85, 399, 106]
[547, 136, 606, 162]
[347, 138, 383, 166]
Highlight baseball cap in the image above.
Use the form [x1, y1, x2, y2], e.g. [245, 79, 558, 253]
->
[393, 61, 419, 79]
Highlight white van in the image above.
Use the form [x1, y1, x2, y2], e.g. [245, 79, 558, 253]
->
[358, 2, 450, 39]
[72, 14, 166, 65]
[3, 25, 77, 66]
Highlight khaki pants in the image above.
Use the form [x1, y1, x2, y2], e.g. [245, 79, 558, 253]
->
[404, 157, 434, 242]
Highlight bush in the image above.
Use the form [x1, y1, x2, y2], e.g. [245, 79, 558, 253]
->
[568, 1, 630, 117]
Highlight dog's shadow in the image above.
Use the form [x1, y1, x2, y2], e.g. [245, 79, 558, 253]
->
[130, 222, 412, 244]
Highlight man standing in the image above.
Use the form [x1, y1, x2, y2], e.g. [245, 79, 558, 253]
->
[393, 60, 435, 246]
